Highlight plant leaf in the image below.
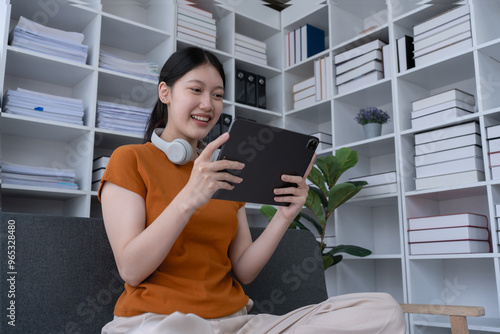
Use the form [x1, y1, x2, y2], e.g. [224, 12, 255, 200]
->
[289, 215, 310, 231]
[316, 155, 340, 189]
[305, 191, 326, 226]
[298, 211, 324, 236]
[327, 244, 372, 257]
[323, 254, 343, 270]
[307, 166, 328, 196]
[309, 186, 328, 209]
[259, 205, 277, 222]
[332, 148, 359, 185]
[327, 182, 365, 215]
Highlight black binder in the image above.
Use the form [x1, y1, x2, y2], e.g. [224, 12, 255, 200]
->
[256, 75, 266, 109]
[245, 71, 257, 106]
[235, 69, 247, 104]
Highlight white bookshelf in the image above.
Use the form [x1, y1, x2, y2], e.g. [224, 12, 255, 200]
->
[2, 0, 500, 333]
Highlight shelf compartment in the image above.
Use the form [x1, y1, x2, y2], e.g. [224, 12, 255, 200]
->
[476, 42, 500, 112]
[471, 0, 500, 46]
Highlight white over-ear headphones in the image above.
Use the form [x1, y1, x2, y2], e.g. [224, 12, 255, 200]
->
[152, 128, 193, 165]
[151, 128, 221, 165]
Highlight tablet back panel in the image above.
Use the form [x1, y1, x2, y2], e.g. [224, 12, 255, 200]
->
[212, 119, 318, 206]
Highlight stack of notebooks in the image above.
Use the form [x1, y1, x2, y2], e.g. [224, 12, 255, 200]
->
[349, 171, 397, 197]
[9, 16, 88, 64]
[412, 5, 472, 67]
[96, 101, 150, 136]
[334, 39, 387, 95]
[177, 0, 217, 49]
[408, 213, 491, 255]
[235, 33, 267, 66]
[291, 55, 332, 109]
[414, 121, 484, 190]
[486, 124, 500, 179]
[99, 50, 158, 81]
[2, 88, 84, 125]
[285, 23, 325, 67]
[92, 156, 110, 191]
[1, 161, 78, 190]
[410, 88, 476, 129]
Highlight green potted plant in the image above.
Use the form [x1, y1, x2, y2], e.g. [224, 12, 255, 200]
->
[260, 147, 371, 270]
[354, 107, 390, 139]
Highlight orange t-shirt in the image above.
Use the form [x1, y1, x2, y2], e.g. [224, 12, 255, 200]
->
[98, 142, 249, 318]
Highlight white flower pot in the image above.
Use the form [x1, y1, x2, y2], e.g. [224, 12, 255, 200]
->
[363, 123, 382, 139]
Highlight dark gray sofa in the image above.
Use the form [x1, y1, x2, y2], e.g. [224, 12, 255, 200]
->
[0, 212, 328, 333]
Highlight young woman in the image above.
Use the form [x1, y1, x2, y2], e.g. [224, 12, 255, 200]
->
[99, 46, 405, 333]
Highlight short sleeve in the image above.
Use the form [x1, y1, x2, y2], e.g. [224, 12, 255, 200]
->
[97, 145, 147, 201]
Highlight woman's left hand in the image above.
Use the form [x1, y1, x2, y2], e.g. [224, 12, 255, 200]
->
[273, 154, 316, 222]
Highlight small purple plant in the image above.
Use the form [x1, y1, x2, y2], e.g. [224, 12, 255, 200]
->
[354, 107, 390, 125]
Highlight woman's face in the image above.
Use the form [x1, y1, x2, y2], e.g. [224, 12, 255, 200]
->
[161, 64, 224, 144]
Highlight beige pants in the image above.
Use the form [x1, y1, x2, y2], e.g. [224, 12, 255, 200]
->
[102, 292, 405, 334]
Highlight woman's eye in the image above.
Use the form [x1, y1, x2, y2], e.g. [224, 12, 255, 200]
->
[214, 93, 224, 99]
[191, 87, 202, 93]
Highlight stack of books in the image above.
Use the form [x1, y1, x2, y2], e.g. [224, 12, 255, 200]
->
[408, 213, 491, 255]
[410, 88, 476, 129]
[349, 171, 397, 197]
[235, 33, 267, 66]
[486, 124, 500, 179]
[413, 5, 472, 67]
[292, 76, 315, 110]
[310, 132, 332, 151]
[414, 121, 484, 190]
[9, 16, 88, 64]
[334, 39, 387, 95]
[177, 0, 217, 49]
[99, 50, 159, 81]
[285, 23, 325, 67]
[1, 161, 78, 190]
[2, 88, 84, 125]
[291, 55, 332, 109]
[96, 100, 150, 136]
[92, 156, 110, 191]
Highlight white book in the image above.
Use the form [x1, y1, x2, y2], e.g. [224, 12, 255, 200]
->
[349, 171, 397, 186]
[177, 31, 215, 49]
[235, 32, 267, 50]
[334, 39, 387, 64]
[337, 70, 383, 95]
[294, 86, 316, 101]
[93, 156, 110, 170]
[415, 156, 483, 179]
[177, 18, 216, 35]
[409, 240, 490, 255]
[414, 30, 471, 58]
[411, 99, 475, 118]
[413, 5, 470, 36]
[295, 27, 301, 63]
[413, 20, 471, 51]
[178, 3, 213, 19]
[496, 205, 500, 217]
[177, 25, 216, 42]
[408, 212, 489, 230]
[290, 30, 296, 66]
[409, 226, 490, 243]
[293, 94, 316, 110]
[314, 58, 322, 101]
[285, 31, 290, 67]
[320, 57, 327, 99]
[235, 39, 266, 54]
[382, 44, 391, 78]
[235, 45, 266, 60]
[413, 14, 470, 42]
[415, 145, 482, 167]
[177, 15, 216, 31]
[415, 134, 481, 155]
[489, 138, 500, 152]
[492, 166, 500, 179]
[411, 107, 473, 129]
[486, 124, 500, 140]
[177, 6, 216, 25]
[412, 88, 475, 111]
[325, 55, 333, 99]
[414, 121, 479, 145]
[335, 49, 382, 75]
[356, 183, 398, 197]
[235, 51, 267, 65]
[414, 38, 472, 67]
[336, 60, 383, 85]
[489, 152, 500, 166]
[415, 170, 485, 190]
[292, 77, 315, 93]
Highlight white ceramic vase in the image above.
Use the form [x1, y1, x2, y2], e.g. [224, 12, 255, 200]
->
[363, 123, 382, 139]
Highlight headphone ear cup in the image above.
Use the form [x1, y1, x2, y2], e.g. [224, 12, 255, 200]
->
[166, 139, 193, 165]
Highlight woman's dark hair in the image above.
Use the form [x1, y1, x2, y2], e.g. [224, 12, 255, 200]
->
[143, 47, 226, 143]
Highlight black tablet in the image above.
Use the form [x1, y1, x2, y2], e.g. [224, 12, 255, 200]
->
[212, 118, 319, 206]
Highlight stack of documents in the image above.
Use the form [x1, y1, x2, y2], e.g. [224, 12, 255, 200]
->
[99, 50, 159, 81]
[177, 0, 217, 49]
[235, 33, 267, 66]
[96, 100, 150, 136]
[2, 88, 84, 125]
[9, 16, 88, 64]
[1, 161, 79, 190]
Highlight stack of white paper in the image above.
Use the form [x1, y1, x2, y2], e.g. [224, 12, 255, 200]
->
[96, 100, 150, 136]
[235, 33, 267, 66]
[99, 50, 159, 81]
[486, 124, 500, 179]
[2, 88, 84, 125]
[9, 16, 88, 64]
[1, 161, 78, 190]
[177, 0, 217, 49]
[349, 171, 398, 197]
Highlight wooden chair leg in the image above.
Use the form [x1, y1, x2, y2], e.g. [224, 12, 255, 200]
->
[449, 315, 469, 334]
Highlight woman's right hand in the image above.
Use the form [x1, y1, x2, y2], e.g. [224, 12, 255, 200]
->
[181, 132, 245, 210]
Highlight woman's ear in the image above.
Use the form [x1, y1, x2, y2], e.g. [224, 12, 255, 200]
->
[158, 82, 170, 104]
